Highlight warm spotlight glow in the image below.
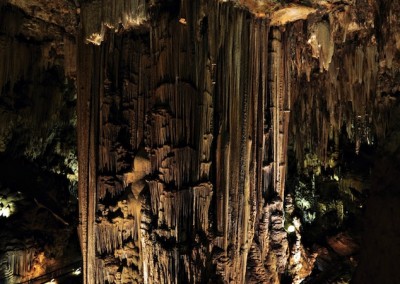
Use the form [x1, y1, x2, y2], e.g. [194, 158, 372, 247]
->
[287, 225, 296, 233]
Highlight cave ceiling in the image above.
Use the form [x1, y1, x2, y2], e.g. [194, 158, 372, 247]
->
[0, 0, 400, 283]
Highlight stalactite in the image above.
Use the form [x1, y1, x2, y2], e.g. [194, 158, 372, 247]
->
[95, 220, 123, 255]
[308, 20, 335, 72]
[97, 176, 124, 201]
[64, 35, 77, 77]
[4, 248, 38, 281]
[99, 122, 121, 172]
[269, 27, 291, 199]
[0, 35, 32, 93]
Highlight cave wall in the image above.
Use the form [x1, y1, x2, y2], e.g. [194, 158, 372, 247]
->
[76, 0, 400, 283]
[0, 1, 80, 283]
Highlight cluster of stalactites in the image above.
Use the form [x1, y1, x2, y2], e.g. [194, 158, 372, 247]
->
[81, 0, 148, 45]
[0, 35, 31, 96]
[5, 249, 35, 279]
[148, 181, 213, 242]
[289, 12, 393, 170]
[94, 196, 144, 283]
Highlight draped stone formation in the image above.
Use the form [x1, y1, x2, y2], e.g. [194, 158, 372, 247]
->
[76, 0, 398, 283]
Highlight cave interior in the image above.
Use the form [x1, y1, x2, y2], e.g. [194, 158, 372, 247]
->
[0, 0, 400, 283]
